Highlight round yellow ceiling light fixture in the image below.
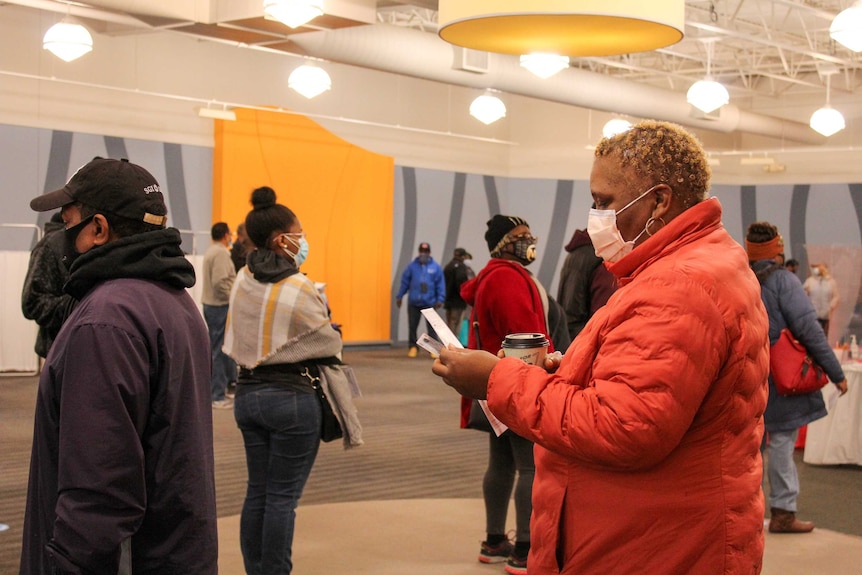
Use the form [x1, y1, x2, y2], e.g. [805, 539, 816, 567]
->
[438, 0, 684, 57]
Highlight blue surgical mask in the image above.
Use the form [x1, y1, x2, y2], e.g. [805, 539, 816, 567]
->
[294, 238, 309, 267]
[281, 233, 309, 267]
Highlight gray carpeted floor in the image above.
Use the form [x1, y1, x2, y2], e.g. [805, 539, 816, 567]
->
[1, 347, 860, 573]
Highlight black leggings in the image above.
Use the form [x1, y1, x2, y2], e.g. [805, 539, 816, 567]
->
[483, 431, 535, 542]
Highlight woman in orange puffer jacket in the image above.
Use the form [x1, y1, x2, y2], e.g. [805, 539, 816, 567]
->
[434, 120, 770, 575]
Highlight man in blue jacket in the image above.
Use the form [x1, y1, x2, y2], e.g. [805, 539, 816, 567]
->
[396, 242, 445, 357]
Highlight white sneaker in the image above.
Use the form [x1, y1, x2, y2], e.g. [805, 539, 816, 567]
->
[212, 398, 234, 410]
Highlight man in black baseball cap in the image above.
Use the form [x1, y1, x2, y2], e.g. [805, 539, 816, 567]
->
[21, 157, 218, 574]
[30, 156, 168, 225]
[30, 157, 169, 270]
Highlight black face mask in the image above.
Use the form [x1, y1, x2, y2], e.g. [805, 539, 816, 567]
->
[509, 237, 537, 266]
[62, 215, 94, 270]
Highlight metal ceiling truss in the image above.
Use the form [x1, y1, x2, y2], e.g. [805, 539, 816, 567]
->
[4, 0, 860, 105]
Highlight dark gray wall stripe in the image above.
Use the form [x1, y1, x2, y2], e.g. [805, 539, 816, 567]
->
[789, 184, 810, 270]
[537, 179, 574, 288]
[32, 130, 74, 247]
[483, 175, 501, 216]
[740, 185, 757, 238]
[163, 143, 192, 251]
[391, 166, 418, 339]
[104, 136, 127, 159]
[850, 184, 862, 249]
[443, 172, 467, 260]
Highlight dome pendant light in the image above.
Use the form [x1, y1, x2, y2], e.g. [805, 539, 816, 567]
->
[686, 39, 729, 114]
[288, 64, 331, 99]
[263, 0, 324, 29]
[469, 92, 506, 125]
[43, 20, 93, 62]
[830, 1, 862, 52]
[809, 72, 845, 137]
[520, 53, 569, 79]
[602, 118, 633, 138]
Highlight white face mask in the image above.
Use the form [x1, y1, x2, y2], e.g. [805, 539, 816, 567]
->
[811, 267, 820, 276]
[587, 185, 659, 263]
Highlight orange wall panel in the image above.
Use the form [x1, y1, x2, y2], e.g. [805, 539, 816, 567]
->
[213, 108, 394, 342]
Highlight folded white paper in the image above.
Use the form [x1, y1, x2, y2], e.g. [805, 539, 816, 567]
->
[421, 308, 508, 436]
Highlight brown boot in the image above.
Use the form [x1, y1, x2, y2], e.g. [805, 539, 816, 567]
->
[768, 508, 815, 533]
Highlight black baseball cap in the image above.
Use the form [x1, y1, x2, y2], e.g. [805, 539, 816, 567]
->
[30, 157, 168, 226]
[454, 247, 471, 258]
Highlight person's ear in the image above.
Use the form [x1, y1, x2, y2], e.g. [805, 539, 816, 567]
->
[91, 214, 111, 246]
[651, 184, 673, 219]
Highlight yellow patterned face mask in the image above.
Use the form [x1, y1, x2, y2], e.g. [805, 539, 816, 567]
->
[504, 233, 538, 266]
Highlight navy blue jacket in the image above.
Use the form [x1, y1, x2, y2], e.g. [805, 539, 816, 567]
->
[396, 256, 445, 308]
[21, 229, 217, 575]
[754, 260, 845, 433]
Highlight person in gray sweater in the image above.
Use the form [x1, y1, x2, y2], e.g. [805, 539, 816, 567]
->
[202, 221, 237, 408]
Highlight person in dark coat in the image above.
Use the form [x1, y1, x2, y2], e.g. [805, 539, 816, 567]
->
[21, 211, 77, 357]
[231, 222, 252, 271]
[556, 228, 616, 339]
[746, 221, 847, 534]
[22, 157, 217, 575]
[443, 247, 474, 335]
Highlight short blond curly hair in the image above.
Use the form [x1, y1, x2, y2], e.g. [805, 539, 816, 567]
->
[595, 120, 710, 208]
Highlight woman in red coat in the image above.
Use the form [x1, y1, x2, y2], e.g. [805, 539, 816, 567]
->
[434, 121, 770, 575]
[460, 215, 556, 575]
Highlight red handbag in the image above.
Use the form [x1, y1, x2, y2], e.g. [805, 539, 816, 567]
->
[769, 328, 829, 396]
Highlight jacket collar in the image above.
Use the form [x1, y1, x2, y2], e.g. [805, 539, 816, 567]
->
[607, 197, 723, 286]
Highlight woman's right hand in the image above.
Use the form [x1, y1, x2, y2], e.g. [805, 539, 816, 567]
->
[835, 378, 849, 396]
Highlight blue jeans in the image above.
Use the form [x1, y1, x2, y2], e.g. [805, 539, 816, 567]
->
[203, 304, 236, 401]
[762, 428, 800, 511]
[234, 385, 321, 575]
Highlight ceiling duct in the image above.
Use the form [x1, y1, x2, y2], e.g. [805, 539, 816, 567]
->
[289, 24, 825, 146]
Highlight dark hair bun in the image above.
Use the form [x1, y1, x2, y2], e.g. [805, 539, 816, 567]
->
[251, 186, 277, 210]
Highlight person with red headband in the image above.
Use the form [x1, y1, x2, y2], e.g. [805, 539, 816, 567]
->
[746, 221, 847, 534]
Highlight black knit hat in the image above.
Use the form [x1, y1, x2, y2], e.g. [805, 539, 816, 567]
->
[485, 214, 528, 253]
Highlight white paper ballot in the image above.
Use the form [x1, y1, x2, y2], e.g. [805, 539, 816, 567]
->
[420, 307, 463, 349]
[421, 308, 508, 436]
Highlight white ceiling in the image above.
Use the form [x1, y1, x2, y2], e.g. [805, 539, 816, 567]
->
[2, 0, 861, 178]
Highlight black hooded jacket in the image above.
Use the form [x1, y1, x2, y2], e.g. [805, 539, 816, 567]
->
[21, 217, 76, 357]
[556, 229, 617, 338]
[21, 228, 218, 575]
